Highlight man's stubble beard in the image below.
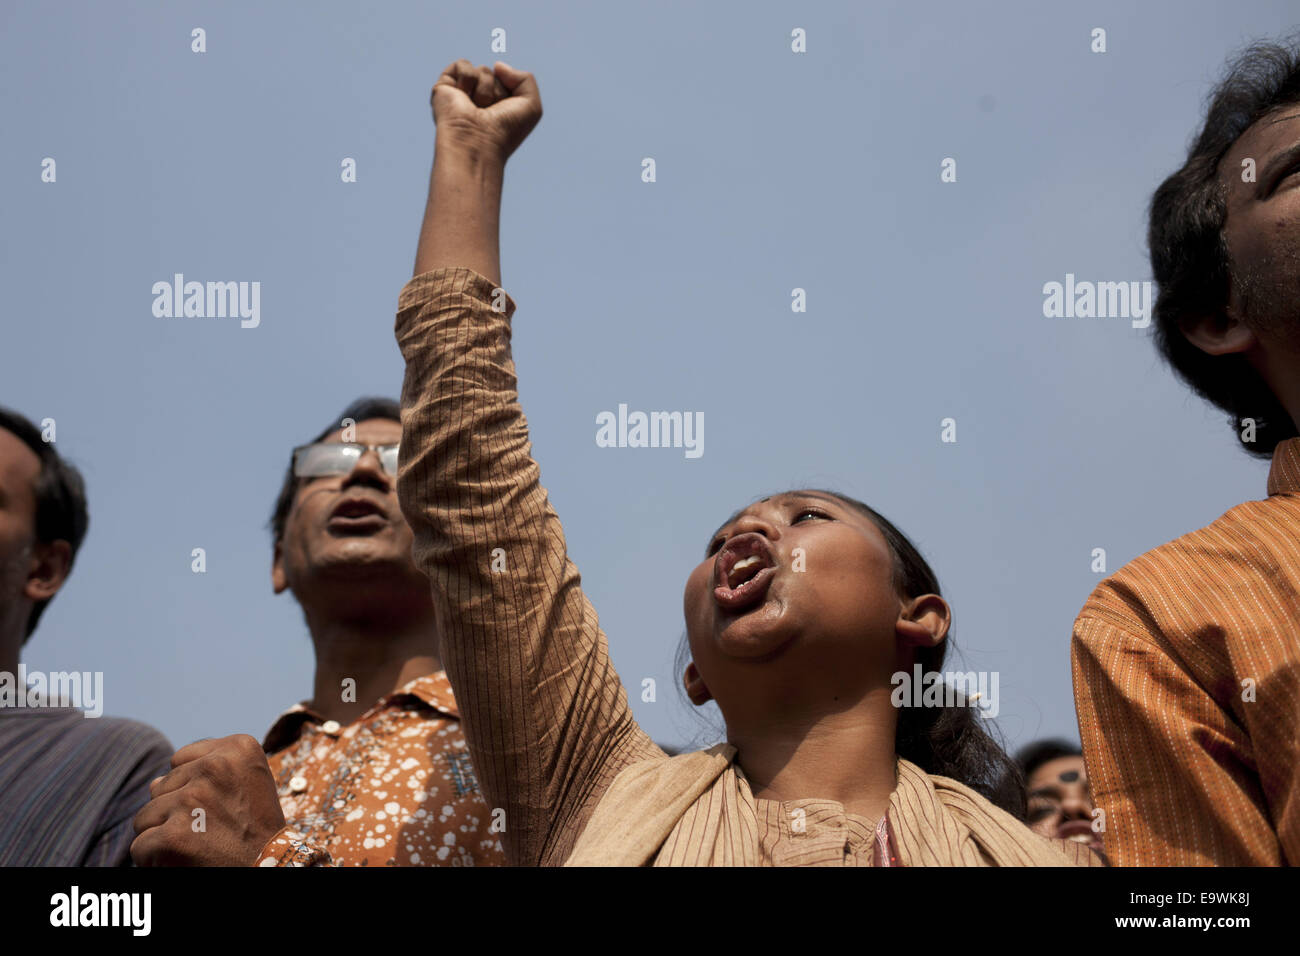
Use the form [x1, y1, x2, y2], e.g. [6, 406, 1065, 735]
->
[1231, 239, 1300, 349]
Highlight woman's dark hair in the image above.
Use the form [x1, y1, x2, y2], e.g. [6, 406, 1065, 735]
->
[0, 406, 89, 642]
[1015, 738, 1082, 781]
[1148, 35, 1300, 457]
[675, 489, 1026, 818]
[268, 396, 401, 543]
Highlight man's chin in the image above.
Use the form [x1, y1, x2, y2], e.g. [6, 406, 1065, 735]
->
[312, 546, 410, 576]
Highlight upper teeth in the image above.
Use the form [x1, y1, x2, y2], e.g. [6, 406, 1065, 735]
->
[729, 555, 763, 587]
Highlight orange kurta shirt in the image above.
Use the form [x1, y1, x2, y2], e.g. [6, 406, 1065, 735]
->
[1072, 438, 1300, 865]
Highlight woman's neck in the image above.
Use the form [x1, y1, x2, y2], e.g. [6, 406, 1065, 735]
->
[728, 700, 898, 822]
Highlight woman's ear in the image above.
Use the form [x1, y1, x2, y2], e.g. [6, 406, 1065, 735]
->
[895, 594, 950, 649]
[683, 661, 713, 706]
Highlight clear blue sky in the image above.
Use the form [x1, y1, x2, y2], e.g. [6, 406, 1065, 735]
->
[3, 0, 1295, 755]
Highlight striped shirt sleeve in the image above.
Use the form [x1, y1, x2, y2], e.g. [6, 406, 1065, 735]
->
[1072, 614, 1278, 865]
[394, 268, 663, 866]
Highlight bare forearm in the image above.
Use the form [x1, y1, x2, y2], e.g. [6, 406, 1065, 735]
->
[413, 142, 506, 285]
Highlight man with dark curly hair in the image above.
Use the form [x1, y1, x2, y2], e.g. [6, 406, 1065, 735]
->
[1072, 37, 1300, 866]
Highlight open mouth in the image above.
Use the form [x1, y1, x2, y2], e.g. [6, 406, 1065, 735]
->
[713, 534, 777, 612]
[328, 497, 388, 532]
[1056, 819, 1102, 848]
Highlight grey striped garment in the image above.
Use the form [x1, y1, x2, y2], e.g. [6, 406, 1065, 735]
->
[0, 708, 172, 866]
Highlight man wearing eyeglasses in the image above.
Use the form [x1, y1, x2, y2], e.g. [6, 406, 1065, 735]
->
[130, 397, 505, 866]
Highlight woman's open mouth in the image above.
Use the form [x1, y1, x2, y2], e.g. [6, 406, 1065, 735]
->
[713, 534, 778, 612]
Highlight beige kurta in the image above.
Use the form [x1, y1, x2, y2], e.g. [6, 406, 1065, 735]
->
[396, 268, 1094, 867]
[569, 745, 1091, 866]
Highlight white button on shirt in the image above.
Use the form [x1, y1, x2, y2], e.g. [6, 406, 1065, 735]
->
[320, 720, 341, 735]
[289, 776, 308, 793]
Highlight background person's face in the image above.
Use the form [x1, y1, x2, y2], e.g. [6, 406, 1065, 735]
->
[0, 430, 41, 623]
[681, 491, 907, 717]
[1026, 755, 1101, 852]
[273, 418, 419, 594]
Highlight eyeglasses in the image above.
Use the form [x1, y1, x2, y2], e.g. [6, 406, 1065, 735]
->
[292, 442, 400, 478]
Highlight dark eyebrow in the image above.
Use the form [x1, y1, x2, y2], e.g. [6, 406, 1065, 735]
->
[703, 492, 846, 553]
[1258, 140, 1300, 197]
[1028, 785, 1063, 801]
[796, 491, 848, 507]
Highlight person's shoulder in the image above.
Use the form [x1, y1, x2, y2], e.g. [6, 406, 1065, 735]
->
[94, 714, 171, 746]
[1077, 496, 1296, 633]
[0, 712, 171, 790]
[907, 765, 1098, 866]
[1071, 494, 1300, 658]
[53, 713, 172, 759]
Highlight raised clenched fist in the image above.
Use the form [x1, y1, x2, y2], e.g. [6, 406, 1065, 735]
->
[431, 59, 542, 163]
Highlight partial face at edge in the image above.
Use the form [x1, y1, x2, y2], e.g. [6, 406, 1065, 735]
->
[0, 429, 70, 642]
[1025, 754, 1101, 852]
[1219, 106, 1300, 345]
